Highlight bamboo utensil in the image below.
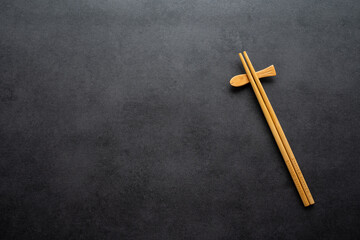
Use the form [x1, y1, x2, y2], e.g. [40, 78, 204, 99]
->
[243, 52, 314, 206]
[236, 52, 314, 207]
[230, 65, 276, 87]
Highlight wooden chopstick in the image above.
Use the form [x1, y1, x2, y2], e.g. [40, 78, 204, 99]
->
[238, 53, 310, 207]
[243, 51, 314, 205]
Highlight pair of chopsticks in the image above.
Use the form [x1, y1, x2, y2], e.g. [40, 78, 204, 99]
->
[239, 52, 315, 207]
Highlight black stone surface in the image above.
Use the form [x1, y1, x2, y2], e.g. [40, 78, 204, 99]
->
[1, 1, 359, 239]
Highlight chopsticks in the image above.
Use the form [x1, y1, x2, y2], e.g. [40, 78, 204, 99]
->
[239, 52, 315, 207]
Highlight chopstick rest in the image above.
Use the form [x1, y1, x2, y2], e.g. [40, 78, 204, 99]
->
[230, 65, 276, 87]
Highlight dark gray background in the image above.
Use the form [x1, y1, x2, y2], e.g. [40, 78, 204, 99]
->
[1, 0, 359, 239]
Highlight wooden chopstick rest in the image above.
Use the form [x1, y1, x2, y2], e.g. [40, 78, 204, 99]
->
[230, 65, 276, 87]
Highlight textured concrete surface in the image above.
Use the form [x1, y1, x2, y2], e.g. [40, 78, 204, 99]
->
[0, 0, 359, 239]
